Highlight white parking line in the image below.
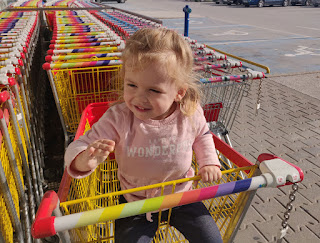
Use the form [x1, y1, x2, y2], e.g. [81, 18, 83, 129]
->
[206, 36, 319, 45]
[167, 20, 311, 38]
[296, 26, 320, 31]
[168, 24, 249, 29]
[211, 30, 249, 36]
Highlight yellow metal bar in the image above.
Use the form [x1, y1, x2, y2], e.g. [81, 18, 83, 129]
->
[206, 45, 271, 74]
[60, 165, 257, 207]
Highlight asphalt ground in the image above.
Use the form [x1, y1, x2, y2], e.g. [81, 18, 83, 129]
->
[104, 1, 320, 242]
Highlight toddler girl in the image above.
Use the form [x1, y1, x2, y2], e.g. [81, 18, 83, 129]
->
[65, 28, 223, 243]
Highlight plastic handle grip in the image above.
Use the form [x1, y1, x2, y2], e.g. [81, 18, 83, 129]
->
[257, 153, 304, 186]
[31, 190, 59, 238]
[15, 68, 21, 75]
[0, 91, 10, 104]
[42, 63, 51, 70]
[45, 55, 53, 62]
[8, 77, 16, 86]
[18, 59, 23, 66]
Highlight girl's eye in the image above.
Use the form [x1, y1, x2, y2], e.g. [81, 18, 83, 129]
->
[150, 89, 161, 93]
[127, 83, 136, 88]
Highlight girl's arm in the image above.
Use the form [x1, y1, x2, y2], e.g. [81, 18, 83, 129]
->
[192, 107, 222, 183]
[193, 132, 222, 183]
[64, 105, 123, 178]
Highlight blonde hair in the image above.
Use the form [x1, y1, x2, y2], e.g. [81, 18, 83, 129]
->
[120, 28, 201, 116]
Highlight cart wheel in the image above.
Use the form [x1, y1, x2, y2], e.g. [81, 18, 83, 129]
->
[42, 235, 60, 243]
[282, 0, 288, 6]
[257, 0, 264, 7]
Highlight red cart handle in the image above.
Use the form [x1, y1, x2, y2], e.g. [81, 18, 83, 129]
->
[31, 191, 59, 239]
[0, 91, 10, 104]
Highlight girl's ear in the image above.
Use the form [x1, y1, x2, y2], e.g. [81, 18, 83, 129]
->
[175, 87, 187, 102]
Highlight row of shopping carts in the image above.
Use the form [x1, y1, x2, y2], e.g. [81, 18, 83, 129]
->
[187, 39, 265, 148]
[0, 9, 46, 243]
[8, 0, 42, 8]
[0, 0, 304, 242]
[42, 0, 163, 146]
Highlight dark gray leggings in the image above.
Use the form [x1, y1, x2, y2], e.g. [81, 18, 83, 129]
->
[115, 196, 223, 243]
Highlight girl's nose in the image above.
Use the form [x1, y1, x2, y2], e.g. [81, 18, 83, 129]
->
[135, 89, 148, 103]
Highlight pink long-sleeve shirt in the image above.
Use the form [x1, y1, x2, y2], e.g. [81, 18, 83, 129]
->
[64, 102, 220, 202]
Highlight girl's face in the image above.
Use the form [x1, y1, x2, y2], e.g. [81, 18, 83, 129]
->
[123, 62, 186, 120]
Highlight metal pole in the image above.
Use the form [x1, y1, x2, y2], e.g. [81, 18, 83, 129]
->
[183, 5, 192, 37]
[46, 70, 70, 148]
[0, 159, 24, 243]
[7, 97, 36, 221]
[12, 81, 41, 206]
[0, 117, 31, 243]
[19, 70, 45, 198]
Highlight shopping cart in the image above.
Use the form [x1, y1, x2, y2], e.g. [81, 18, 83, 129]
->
[0, 58, 45, 206]
[0, 89, 34, 243]
[43, 9, 125, 146]
[200, 71, 265, 146]
[43, 61, 122, 147]
[187, 39, 266, 147]
[31, 102, 304, 243]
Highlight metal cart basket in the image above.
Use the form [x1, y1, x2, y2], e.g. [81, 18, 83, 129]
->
[43, 63, 122, 141]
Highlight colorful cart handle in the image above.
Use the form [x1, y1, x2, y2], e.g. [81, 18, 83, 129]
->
[42, 59, 122, 70]
[46, 46, 123, 55]
[31, 155, 303, 239]
[45, 52, 121, 62]
[200, 71, 265, 83]
[193, 62, 242, 71]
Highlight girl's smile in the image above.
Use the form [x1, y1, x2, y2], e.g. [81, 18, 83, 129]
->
[134, 106, 151, 112]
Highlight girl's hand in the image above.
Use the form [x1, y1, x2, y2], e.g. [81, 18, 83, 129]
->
[71, 139, 115, 172]
[198, 165, 222, 183]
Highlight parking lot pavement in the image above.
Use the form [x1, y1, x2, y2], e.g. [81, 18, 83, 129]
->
[231, 76, 320, 242]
